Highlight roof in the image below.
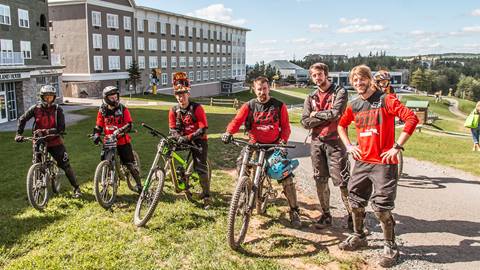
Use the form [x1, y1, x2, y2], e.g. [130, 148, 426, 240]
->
[405, 100, 429, 109]
[268, 60, 305, 70]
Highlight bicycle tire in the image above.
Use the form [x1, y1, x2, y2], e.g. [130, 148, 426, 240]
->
[227, 176, 252, 250]
[26, 163, 49, 211]
[134, 169, 165, 227]
[94, 160, 117, 209]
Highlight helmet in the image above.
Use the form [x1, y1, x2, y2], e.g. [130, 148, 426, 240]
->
[173, 72, 191, 94]
[374, 70, 392, 93]
[266, 149, 299, 181]
[102, 86, 120, 107]
[39, 85, 57, 106]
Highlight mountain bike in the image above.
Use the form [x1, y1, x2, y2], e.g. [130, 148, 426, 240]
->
[133, 123, 211, 227]
[226, 138, 295, 250]
[23, 134, 62, 211]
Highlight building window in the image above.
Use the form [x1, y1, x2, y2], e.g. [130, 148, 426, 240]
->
[217, 57, 220, 67]
[160, 39, 166, 52]
[125, 56, 132, 69]
[160, 22, 166, 34]
[20, 41, 31, 59]
[210, 56, 214, 67]
[196, 71, 201, 81]
[188, 56, 193, 67]
[0, 4, 10, 25]
[149, 56, 158, 68]
[124, 36, 132, 50]
[93, 34, 102, 49]
[188, 27, 193, 37]
[137, 37, 144, 51]
[203, 43, 208, 53]
[92, 11, 101, 27]
[217, 70, 221, 79]
[203, 57, 208, 67]
[196, 42, 201, 53]
[161, 73, 167, 85]
[148, 38, 157, 51]
[196, 56, 201, 67]
[138, 56, 145, 69]
[41, 44, 48, 58]
[203, 70, 208, 81]
[188, 41, 193, 53]
[106, 14, 119, 29]
[161, 56, 167, 68]
[210, 70, 215, 80]
[123, 16, 131, 30]
[179, 56, 186, 68]
[210, 44, 214, 54]
[171, 40, 176, 52]
[93, 55, 103, 71]
[196, 28, 200, 38]
[171, 56, 177, 68]
[107, 35, 119, 50]
[108, 56, 120, 70]
[179, 41, 186, 53]
[170, 23, 176, 36]
[137, 19, 144, 32]
[179, 26, 185, 37]
[18, 9, 29, 28]
[189, 71, 194, 82]
[40, 14, 47, 28]
[148, 20, 156, 33]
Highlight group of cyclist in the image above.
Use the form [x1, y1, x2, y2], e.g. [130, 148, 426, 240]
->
[14, 62, 418, 268]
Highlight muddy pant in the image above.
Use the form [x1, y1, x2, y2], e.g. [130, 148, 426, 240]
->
[34, 144, 79, 189]
[310, 138, 351, 214]
[103, 143, 141, 187]
[191, 139, 210, 197]
[236, 148, 298, 209]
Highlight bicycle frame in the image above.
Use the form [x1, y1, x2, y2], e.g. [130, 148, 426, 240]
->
[238, 145, 269, 211]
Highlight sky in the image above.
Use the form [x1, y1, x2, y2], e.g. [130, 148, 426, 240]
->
[135, 0, 480, 64]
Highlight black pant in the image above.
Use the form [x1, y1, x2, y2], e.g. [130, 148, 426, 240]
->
[191, 139, 210, 197]
[34, 144, 79, 188]
[310, 138, 350, 186]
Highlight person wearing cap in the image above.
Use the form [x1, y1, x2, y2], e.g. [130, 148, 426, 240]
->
[15, 85, 82, 198]
[91, 86, 143, 193]
[168, 72, 211, 208]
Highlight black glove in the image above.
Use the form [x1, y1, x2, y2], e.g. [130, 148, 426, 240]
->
[221, 132, 232, 144]
[92, 134, 101, 145]
[14, 134, 24, 143]
[177, 136, 189, 144]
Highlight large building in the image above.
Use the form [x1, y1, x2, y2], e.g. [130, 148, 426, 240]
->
[0, 0, 64, 123]
[268, 60, 308, 83]
[329, 70, 408, 89]
[48, 0, 249, 98]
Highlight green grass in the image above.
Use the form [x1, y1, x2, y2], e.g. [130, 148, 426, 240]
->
[275, 88, 314, 99]
[0, 105, 359, 270]
[454, 97, 477, 115]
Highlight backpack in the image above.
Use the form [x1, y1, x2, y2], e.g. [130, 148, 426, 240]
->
[100, 103, 126, 119]
[244, 98, 283, 132]
[172, 102, 200, 130]
[32, 104, 59, 131]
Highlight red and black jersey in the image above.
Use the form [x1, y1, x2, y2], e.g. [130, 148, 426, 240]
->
[17, 104, 65, 147]
[338, 90, 419, 164]
[168, 102, 208, 140]
[96, 104, 133, 145]
[227, 98, 291, 144]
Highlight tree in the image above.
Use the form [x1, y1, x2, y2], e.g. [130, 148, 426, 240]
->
[127, 60, 141, 95]
[285, 75, 296, 84]
[410, 68, 424, 92]
[456, 75, 480, 101]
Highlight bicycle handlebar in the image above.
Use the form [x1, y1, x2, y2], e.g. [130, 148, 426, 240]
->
[22, 133, 62, 142]
[230, 138, 296, 149]
[142, 122, 202, 151]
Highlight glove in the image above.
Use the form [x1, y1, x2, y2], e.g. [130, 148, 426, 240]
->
[112, 129, 121, 137]
[177, 136, 189, 144]
[221, 132, 233, 144]
[278, 140, 288, 156]
[14, 134, 24, 143]
[92, 134, 101, 145]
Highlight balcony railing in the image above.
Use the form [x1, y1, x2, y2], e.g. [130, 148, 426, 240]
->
[0, 52, 24, 66]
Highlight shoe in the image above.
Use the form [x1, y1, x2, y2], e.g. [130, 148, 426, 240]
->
[338, 233, 368, 251]
[378, 241, 399, 268]
[289, 207, 302, 228]
[73, 187, 82, 198]
[314, 212, 332, 229]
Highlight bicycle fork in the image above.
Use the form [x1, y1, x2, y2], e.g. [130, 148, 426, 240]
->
[143, 143, 164, 192]
[247, 150, 266, 212]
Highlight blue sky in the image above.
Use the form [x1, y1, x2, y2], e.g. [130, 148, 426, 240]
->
[135, 0, 480, 64]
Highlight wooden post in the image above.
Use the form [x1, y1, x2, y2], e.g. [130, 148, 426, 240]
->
[210, 97, 213, 106]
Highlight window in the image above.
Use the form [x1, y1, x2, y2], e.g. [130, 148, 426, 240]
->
[203, 43, 208, 53]
[160, 23, 166, 34]
[171, 56, 177, 68]
[125, 56, 132, 69]
[161, 56, 167, 68]
[92, 34, 102, 49]
[203, 57, 208, 67]
[170, 24, 176, 36]
[217, 70, 221, 79]
[196, 56, 201, 67]
[106, 14, 118, 29]
[219, 31, 223, 41]
[161, 73, 167, 85]
[189, 71, 194, 82]
[210, 44, 214, 54]
[196, 42, 201, 53]
[18, 9, 29, 28]
[210, 70, 215, 79]
[188, 27, 193, 37]
[210, 56, 214, 67]
[196, 28, 201, 38]
[171, 40, 176, 52]
[20, 41, 31, 59]
[179, 56, 186, 68]
[222, 45, 226, 54]
[92, 11, 101, 27]
[217, 57, 220, 67]
[196, 71, 201, 81]
[188, 41, 193, 53]
[1, 39, 13, 53]
[137, 37, 144, 51]
[149, 56, 158, 68]
[160, 39, 166, 52]
[148, 20, 156, 33]
[188, 57, 193, 67]
[179, 26, 185, 37]
[148, 38, 157, 51]
[216, 44, 220, 53]
[222, 57, 226, 66]
[107, 35, 119, 50]
[137, 19, 144, 32]
[0, 4, 10, 25]
[108, 56, 120, 70]
[93, 55, 103, 71]
[179, 41, 186, 52]
[123, 16, 131, 30]
[138, 56, 145, 69]
[203, 70, 208, 81]
[124, 36, 132, 50]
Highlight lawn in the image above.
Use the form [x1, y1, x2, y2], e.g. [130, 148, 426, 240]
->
[454, 97, 477, 115]
[0, 105, 360, 270]
[274, 88, 314, 99]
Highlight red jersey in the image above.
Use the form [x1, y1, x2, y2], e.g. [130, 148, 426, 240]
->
[96, 104, 133, 145]
[338, 90, 418, 164]
[168, 102, 208, 140]
[17, 104, 65, 147]
[311, 87, 340, 139]
[227, 98, 290, 144]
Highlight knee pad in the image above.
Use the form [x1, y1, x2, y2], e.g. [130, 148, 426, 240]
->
[315, 176, 329, 184]
[374, 210, 394, 224]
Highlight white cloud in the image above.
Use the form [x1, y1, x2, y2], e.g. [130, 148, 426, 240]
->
[187, 4, 246, 26]
[290, 38, 312, 44]
[309, 24, 329, 32]
[409, 30, 425, 36]
[339, 17, 368, 25]
[337, 24, 385, 33]
[472, 9, 480, 16]
[259, 40, 277, 45]
[464, 43, 480, 49]
[462, 26, 480, 33]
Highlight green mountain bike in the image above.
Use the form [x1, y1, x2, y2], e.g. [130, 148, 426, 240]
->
[133, 123, 211, 227]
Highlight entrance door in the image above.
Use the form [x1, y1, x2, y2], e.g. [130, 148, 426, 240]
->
[0, 93, 7, 123]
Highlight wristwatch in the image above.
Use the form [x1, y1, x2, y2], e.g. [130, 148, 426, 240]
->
[393, 142, 404, 151]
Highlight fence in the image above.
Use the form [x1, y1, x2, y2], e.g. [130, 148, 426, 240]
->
[194, 97, 243, 109]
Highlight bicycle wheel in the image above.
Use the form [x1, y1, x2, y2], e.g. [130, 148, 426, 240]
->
[227, 176, 253, 250]
[184, 159, 212, 202]
[125, 150, 142, 192]
[397, 151, 404, 178]
[134, 168, 165, 227]
[26, 163, 49, 211]
[94, 160, 117, 209]
[256, 178, 269, 215]
[51, 164, 61, 194]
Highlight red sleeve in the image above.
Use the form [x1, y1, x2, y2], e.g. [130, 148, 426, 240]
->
[279, 103, 291, 142]
[123, 107, 133, 123]
[338, 105, 354, 128]
[96, 110, 104, 128]
[226, 103, 250, 134]
[168, 108, 176, 129]
[385, 95, 419, 135]
[195, 105, 208, 129]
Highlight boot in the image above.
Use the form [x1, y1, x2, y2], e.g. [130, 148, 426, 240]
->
[289, 207, 302, 228]
[378, 240, 399, 268]
[338, 232, 367, 251]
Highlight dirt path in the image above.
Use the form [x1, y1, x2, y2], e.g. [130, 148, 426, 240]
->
[444, 97, 467, 119]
